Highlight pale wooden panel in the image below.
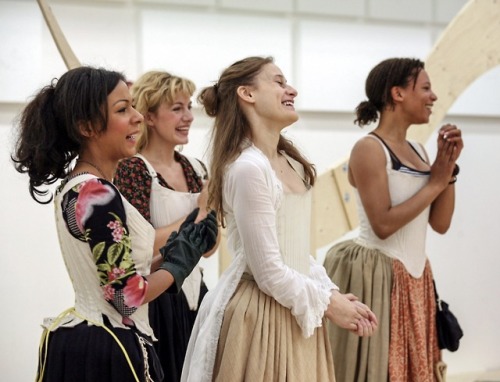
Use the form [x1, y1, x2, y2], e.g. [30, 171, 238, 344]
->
[332, 160, 358, 229]
[311, 157, 353, 252]
[408, 0, 500, 143]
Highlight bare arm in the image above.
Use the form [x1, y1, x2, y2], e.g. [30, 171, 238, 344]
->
[349, 137, 447, 239]
[428, 125, 463, 233]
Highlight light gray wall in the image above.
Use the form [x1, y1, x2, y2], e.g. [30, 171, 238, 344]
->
[1, 0, 499, 380]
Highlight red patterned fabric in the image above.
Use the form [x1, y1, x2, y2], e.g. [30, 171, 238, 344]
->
[389, 260, 441, 382]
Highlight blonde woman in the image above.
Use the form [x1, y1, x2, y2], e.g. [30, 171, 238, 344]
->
[114, 71, 218, 382]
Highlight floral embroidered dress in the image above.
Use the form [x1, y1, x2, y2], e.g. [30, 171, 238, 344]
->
[38, 174, 161, 382]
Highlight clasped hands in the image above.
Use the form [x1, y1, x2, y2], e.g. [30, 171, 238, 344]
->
[431, 124, 464, 187]
[326, 290, 378, 337]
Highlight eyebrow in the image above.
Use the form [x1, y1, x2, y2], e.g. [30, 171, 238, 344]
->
[112, 98, 130, 107]
[274, 74, 286, 82]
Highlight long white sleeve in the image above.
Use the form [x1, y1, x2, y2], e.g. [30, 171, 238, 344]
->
[224, 152, 335, 337]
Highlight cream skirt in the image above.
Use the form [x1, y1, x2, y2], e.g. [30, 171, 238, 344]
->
[213, 274, 336, 382]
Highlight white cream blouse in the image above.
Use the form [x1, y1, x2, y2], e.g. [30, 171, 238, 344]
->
[181, 143, 337, 382]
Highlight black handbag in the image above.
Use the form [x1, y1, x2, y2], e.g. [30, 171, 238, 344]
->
[433, 280, 464, 352]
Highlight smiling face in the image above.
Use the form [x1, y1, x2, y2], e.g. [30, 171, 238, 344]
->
[95, 80, 144, 161]
[146, 92, 193, 148]
[399, 69, 438, 124]
[250, 63, 299, 129]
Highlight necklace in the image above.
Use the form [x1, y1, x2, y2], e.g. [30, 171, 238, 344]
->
[77, 159, 108, 180]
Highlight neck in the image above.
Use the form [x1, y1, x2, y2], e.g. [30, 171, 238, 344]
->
[141, 140, 177, 166]
[375, 113, 410, 142]
[250, 127, 282, 160]
[76, 158, 114, 182]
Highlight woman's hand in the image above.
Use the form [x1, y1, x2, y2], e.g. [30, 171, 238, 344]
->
[438, 124, 463, 162]
[325, 291, 378, 337]
[430, 124, 463, 189]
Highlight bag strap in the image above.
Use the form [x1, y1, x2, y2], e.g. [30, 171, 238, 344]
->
[432, 279, 443, 310]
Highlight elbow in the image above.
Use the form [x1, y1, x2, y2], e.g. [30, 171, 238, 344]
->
[372, 224, 395, 240]
[429, 216, 452, 234]
[431, 222, 450, 235]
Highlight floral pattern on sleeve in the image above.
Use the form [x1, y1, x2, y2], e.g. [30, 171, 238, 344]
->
[62, 178, 147, 321]
[114, 157, 154, 223]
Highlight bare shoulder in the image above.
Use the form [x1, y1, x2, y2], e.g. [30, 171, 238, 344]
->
[350, 135, 385, 163]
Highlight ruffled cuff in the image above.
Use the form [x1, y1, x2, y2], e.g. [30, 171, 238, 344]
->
[292, 281, 333, 338]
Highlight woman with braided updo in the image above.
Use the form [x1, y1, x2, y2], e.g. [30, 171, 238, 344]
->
[323, 57, 464, 381]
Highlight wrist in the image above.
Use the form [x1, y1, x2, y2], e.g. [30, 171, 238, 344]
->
[195, 209, 208, 223]
[158, 262, 185, 293]
[449, 164, 459, 185]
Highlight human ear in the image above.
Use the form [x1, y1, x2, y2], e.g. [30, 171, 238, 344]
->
[391, 86, 404, 102]
[78, 121, 94, 138]
[236, 85, 255, 104]
[144, 112, 156, 127]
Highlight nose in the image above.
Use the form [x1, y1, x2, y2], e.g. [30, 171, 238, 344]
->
[134, 108, 144, 123]
[287, 84, 298, 98]
[431, 90, 438, 101]
[183, 108, 194, 122]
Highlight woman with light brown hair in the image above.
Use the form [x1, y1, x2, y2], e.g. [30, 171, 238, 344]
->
[181, 56, 378, 382]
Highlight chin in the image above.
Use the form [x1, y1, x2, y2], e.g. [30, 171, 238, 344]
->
[125, 148, 138, 158]
[287, 112, 299, 124]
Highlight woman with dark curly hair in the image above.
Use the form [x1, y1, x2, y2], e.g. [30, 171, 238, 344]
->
[12, 66, 217, 382]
